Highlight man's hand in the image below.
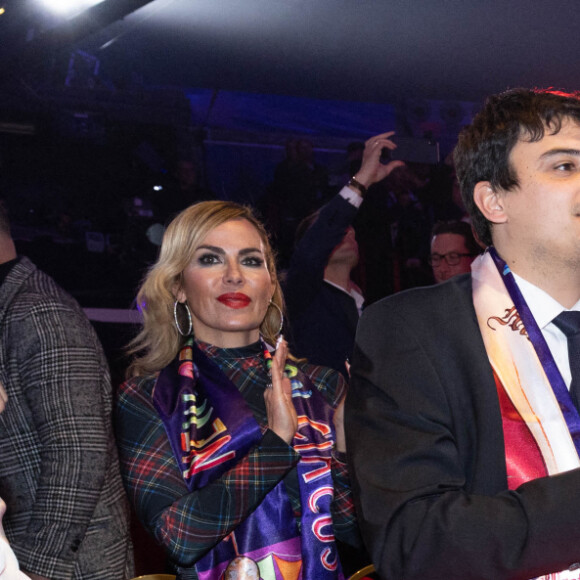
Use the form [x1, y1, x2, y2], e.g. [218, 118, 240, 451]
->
[353, 131, 405, 190]
[21, 572, 49, 580]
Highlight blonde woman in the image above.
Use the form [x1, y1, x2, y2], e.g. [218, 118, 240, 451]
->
[116, 201, 360, 580]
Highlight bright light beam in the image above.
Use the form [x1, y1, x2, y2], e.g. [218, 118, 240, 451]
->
[38, 0, 107, 18]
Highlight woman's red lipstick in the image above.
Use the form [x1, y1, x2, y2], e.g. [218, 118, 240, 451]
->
[217, 293, 251, 309]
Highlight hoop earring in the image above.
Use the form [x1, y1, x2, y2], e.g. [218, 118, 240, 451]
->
[173, 300, 193, 337]
[268, 300, 284, 337]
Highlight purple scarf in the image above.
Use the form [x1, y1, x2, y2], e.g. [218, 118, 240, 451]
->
[153, 339, 344, 580]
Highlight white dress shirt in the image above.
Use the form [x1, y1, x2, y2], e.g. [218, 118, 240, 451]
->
[514, 273, 580, 389]
[322, 185, 365, 315]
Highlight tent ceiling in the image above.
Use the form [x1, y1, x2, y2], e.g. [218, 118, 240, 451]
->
[2, 1, 579, 106]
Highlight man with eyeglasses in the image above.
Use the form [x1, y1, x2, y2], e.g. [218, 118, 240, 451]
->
[429, 220, 482, 283]
[347, 88, 580, 580]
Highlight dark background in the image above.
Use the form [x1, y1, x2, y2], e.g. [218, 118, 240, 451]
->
[1, 0, 578, 311]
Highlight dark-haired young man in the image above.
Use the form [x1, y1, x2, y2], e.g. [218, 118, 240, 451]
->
[346, 89, 580, 580]
[0, 202, 133, 579]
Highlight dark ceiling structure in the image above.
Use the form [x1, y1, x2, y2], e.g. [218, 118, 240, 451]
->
[1, 0, 579, 306]
[2, 0, 580, 107]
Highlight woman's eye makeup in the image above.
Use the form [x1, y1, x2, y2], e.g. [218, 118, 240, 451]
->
[197, 253, 222, 265]
[241, 255, 264, 267]
[195, 251, 265, 267]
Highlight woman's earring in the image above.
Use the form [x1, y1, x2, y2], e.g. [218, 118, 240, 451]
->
[173, 300, 193, 337]
[269, 300, 284, 337]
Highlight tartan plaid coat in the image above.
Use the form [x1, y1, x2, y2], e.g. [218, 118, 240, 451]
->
[0, 257, 134, 579]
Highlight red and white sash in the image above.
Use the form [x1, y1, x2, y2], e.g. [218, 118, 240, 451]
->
[472, 250, 580, 580]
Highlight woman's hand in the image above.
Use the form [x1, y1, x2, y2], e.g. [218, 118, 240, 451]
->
[264, 338, 298, 445]
[333, 394, 347, 453]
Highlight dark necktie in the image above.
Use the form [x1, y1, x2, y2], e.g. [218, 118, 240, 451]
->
[552, 311, 580, 412]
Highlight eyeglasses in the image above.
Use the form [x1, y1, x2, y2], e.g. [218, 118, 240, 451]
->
[428, 252, 474, 266]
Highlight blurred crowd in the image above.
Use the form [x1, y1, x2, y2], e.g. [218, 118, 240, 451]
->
[1, 133, 475, 309]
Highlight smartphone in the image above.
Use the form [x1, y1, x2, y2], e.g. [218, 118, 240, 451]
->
[381, 137, 440, 165]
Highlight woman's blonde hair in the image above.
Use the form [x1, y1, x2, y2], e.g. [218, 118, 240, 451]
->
[127, 201, 284, 377]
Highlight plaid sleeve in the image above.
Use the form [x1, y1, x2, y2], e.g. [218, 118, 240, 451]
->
[9, 301, 113, 579]
[304, 365, 361, 546]
[115, 378, 299, 568]
[303, 363, 347, 408]
[330, 452, 361, 547]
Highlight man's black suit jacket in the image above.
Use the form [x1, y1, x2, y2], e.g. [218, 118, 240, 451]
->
[284, 193, 359, 376]
[346, 273, 580, 580]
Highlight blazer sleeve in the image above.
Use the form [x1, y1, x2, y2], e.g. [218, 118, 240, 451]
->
[346, 298, 580, 580]
[8, 299, 113, 578]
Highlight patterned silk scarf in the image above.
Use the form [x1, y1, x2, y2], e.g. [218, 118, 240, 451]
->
[152, 338, 344, 580]
[472, 249, 580, 580]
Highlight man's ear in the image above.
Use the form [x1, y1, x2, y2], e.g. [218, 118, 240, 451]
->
[473, 181, 508, 225]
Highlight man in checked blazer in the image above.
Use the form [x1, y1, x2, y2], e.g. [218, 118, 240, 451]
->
[0, 201, 133, 579]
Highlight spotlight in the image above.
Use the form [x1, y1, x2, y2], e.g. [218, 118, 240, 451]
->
[38, 0, 106, 18]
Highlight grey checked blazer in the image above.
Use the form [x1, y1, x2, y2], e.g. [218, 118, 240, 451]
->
[0, 257, 134, 579]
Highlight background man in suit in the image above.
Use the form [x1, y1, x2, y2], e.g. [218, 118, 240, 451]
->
[284, 131, 404, 376]
[346, 88, 580, 580]
[429, 219, 483, 283]
[0, 201, 133, 579]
